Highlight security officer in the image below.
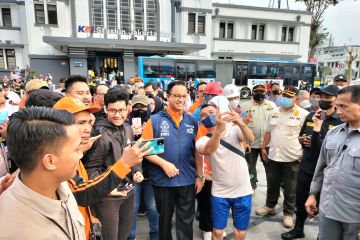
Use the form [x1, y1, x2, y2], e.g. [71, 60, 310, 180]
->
[242, 85, 276, 190]
[333, 74, 348, 89]
[255, 86, 308, 228]
[281, 85, 342, 239]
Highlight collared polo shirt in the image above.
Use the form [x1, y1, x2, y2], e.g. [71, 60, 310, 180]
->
[266, 105, 308, 162]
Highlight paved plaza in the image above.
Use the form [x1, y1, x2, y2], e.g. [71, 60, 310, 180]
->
[136, 161, 319, 240]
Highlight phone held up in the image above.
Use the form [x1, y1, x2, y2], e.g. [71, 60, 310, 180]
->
[316, 111, 326, 120]
[132, 138, 165, 156]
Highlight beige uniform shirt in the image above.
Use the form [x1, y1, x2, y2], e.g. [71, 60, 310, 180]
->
[266, 105, 309, 162]
[0, 176, 86, 240]
[242, 100, 276, 149]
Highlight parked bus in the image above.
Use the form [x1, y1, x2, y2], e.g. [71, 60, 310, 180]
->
[230, 58, 316, 98]
[137, 55, 216, 89]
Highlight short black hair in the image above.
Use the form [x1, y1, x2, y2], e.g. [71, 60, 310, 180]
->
[338, 85, 360, 104]
[166, 80, 186, 94]
[59, 77, 67, 84]
[95, 84, 108, 94]
[26, 89, 64, 108]
[144, 81, 155, 90]
[198, 82, 207, 88]
[270, 82, 280, 88]
[310, 87, 321, 96]
[7, 107, 74, 173]
[104, 87, 129, 106]
[200, 103, 218, 111]
[65, 75, 88, 93]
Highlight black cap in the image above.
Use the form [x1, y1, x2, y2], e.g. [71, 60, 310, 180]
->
[315, 85, 339, 96]
[282, 86, 299, 97]
[334, 74, 347, 82]
[252, 84, 266, 92]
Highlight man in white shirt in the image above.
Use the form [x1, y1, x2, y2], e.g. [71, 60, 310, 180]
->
[196, 103, 254, 240]
[2, 82, 20, 116]
[255, 86, 308, 228]
[0, 107, 86, 240]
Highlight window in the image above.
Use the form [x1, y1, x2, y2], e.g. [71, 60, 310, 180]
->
[252, 24, 265, 40]
[282, 26, 295, 42]
[107, 0, 117, 30]
[281, 26, 287, 41]
[198, 15, 205, 34]
[134, 0, 143, 8]
[251, 25, 257, 40]
[288, 27, 294, 42]
[5, 49, 16, 69]
[227, 23, 233, 39]
[134, 10, 143, 31]
[47, 5, 57, 24]
[2, 8, 11, 26]
[0, 50, 4, 69]
[219, 22, 226, 38]
[188, 13, 195, 33]
[34, 4, 45, 24]
[93, 7, 103, 28]
[120, 10, 130, 32]
[147, 0, 157, 32]
[258, 24, 265, 40]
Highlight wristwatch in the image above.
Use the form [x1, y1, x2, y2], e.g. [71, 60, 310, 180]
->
[196, 175, 205, 180]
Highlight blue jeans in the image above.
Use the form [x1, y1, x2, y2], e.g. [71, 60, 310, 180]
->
[128, 180, 159, 240]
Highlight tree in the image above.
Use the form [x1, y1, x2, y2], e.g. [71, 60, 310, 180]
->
[296, 0, 339, 60]
[345, 47, 358, 85]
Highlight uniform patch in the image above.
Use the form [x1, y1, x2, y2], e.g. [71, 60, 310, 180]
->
[160, 121, 170, 137]
[306, 122, 315, 127]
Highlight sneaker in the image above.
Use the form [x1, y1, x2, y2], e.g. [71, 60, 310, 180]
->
[137, 211, 146, 217]
[203, 231, 212, 240]
[281, 229, 305, 240]
[283, 215, 294, 228]
[255, 206, 276, 216]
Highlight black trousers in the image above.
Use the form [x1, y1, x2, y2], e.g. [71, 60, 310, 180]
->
[153, 184, 196, 240]
[266, 159, 299, 215]
[196, 180, 212, 232]
[93, 192, 134, 240]
[245, 147, 268, 189]
[294, 170, 319, 231]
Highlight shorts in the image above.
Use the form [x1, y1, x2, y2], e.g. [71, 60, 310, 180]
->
[211, 194, 252, 231]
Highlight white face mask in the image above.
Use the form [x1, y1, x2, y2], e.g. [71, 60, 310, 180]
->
[229, 99, 240, 109]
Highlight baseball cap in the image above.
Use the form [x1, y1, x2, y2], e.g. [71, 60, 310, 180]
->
[315, 85, 339, 96]
[205, 82, 223, 95]
[25, 78, 49, 92]
[132, 94, 149, 106]
[282, 86, 299, 97]
[252, 84, 266, 92]
[334, 74, 347, 82]
[223, 84, 240, 98]
[53, 97, 100, 114]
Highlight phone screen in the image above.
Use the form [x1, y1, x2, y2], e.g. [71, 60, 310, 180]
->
[132, 117, 142, 135]
[136, 138, 165, 156]
[0, 153, 9, 177]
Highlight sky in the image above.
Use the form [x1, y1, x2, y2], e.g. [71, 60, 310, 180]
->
[213, 0, 360, 46]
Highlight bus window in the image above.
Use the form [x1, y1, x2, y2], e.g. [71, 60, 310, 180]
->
[249, 63, 268, 79]
[176, 63, 186, 80]
[187, 64, 196, 80]
[284, 65, 294, 86]
[144, 58, 160, 78]
[234, 63, 248, 86]
[197, 61, 215, 78]
[159, 60, 175, 78]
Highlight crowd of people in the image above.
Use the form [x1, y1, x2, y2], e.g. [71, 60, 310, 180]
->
[0, 72, 359, 240]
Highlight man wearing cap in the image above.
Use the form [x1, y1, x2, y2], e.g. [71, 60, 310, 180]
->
[54, 96, 149, 240]
[242, 85, 276, 190]
[18, 78, 49, 110]
[333, 74, 348, 89]
[255, 86, 308, 228]
[192, 82, 223, 122]
[223, 84, 241, 113]
[305, 85, 360, 240]
[282, 85, 342, 240]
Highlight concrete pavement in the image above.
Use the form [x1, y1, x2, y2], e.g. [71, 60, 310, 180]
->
[136, 161, 319, 240]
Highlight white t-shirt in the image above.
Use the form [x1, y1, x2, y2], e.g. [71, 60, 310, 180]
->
[196, 123, 253, 198]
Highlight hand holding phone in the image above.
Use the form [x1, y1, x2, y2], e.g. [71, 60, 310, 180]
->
[136, 138, 165, 156]
[132, 117, 142, 135]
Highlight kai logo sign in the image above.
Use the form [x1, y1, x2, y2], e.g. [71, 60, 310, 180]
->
[78, 25, 94, 33]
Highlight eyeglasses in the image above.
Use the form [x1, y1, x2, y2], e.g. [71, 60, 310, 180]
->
[107, 108, 127, 115]
[170, 94, 188, 99]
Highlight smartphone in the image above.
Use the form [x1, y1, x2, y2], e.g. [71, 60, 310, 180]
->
[0, 110, 8, 125]
[0, 154, 9, 178]
[134, 138, 165, 156]
[319, 111, 326, 120]
[132, 117, 142, 135]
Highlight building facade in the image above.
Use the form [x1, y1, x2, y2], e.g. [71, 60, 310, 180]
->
[315, 45, 360, 84]
[0, 0, 312, 82]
